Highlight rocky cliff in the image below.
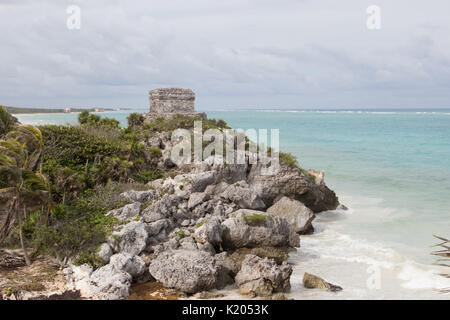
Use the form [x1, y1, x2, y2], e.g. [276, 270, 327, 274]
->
[64, 123, 339, 300]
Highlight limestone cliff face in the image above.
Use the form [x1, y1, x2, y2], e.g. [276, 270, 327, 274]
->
[146, 88, 206, 120]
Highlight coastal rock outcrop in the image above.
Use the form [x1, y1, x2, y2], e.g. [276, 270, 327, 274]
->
[248, 161, 339, 212]
[234, 254, 292, 297]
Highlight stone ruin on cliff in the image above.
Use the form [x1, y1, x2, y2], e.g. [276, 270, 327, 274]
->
[144, 88, 206, 121]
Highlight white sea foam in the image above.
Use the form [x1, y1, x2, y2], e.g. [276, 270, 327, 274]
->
[288, 205, 450, 299]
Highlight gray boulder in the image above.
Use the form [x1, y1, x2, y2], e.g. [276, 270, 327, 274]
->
[142, 194, 181, 223]
[188, 192, 208, 209]
[193, 216, 224, 246]
[221, 209, 300, 249]
[214, 251, 244, 277]
[109, 253, 146, 279]
[106, 202, 141, 221]
[89, 264, 132, 300]
[64, 264, 94, 297]
[97, 243, 113, 264]
[179, 236, 198, 250]
[190, 171, 217, 192]
[109, 221, 148, 256]
[248, 161, 339, 213]
[302, 272, 343, 292]
[145, 219, 169, 237]
[221, 182, 266, 210]
[149, 249, 220, 293]
[266, 197, 315, 234]
[120, 190, 157, 203]
[235, 254, 292, 297]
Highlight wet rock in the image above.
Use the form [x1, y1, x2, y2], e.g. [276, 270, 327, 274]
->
[302, 272, 343, 292]
[193, 291, 225, 299]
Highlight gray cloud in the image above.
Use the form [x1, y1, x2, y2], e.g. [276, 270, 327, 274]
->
[1, 0, 450, 109]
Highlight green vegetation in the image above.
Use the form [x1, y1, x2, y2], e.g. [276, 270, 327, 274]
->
[176, 231, 185, 238]
[0, 106, 314, 268]
[0, 116, 50, 265]
[0, 108, 234, 267]
[143, 114, 230, 134]
[195, 219, 205, 228]
[279, 152, 300, 169]
[278, 151, 316, 180]
[243, 214, 268, 225]
[0, 106, 18, 136]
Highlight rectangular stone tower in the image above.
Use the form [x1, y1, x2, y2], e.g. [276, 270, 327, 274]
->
[149, 88, 195, 113]
[146, 88, 206, 120]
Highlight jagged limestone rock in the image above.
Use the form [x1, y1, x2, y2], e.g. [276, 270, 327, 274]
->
[266, 197, 315, 234]
[149, 249, 221, 293]
[235, 254, 292, 297]
[221, 209, 300, 249]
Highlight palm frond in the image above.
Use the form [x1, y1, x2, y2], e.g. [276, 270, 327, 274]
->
[432, 235, 450, 294]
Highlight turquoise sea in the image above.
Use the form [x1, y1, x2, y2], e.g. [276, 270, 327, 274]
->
[16, 108, 450, 299]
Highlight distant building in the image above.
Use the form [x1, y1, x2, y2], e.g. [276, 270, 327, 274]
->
[64, 107, 71, 113]
[94, 108, 105, 112]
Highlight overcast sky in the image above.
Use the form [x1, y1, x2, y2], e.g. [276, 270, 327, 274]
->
[1, 0, 450, 110]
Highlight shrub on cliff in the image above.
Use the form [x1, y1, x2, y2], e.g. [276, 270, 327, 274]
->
[39, 117, 161, 201]
[144, 115, 230, 133]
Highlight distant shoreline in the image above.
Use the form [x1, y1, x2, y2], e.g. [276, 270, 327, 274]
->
[6, 106, 118, 115]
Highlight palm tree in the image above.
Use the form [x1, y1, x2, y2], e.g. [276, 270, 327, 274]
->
[0, 105, 18, 137]
[432, 235, 450, 294]
[0, 124, 49, 265]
